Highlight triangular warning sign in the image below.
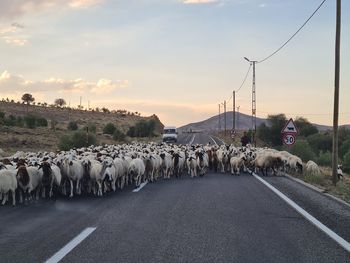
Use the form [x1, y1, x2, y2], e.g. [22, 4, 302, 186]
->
[281, 118, 298, 134]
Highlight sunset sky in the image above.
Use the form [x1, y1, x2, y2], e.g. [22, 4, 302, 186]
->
[0, 0, 349, 127]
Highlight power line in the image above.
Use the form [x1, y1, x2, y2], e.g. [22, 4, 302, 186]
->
[236, 64, 252, 93]
[257, 0, 327, 64]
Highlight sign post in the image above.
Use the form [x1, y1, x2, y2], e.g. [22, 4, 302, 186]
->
[281, 118, 298, 146]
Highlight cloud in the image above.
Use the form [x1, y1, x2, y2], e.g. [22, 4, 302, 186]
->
[0, 23, 27, 46]
[0, 0, 105, 19]
[0, 70, 128, 95]
[182, 0, 218, 4]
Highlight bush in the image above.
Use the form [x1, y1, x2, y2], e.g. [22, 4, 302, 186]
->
[68, 121, 78, 130]
[58, 131, 97, 151]
[58, 135, 73, 151]
[343, 151, 350, 173]
[4, 115, 16, 126]
[16, 116, 24, 127]
[71, 131, 97, 148]
[82, 123, 97, 134]
[127, 120, 156, 137]
[113, 129, 126, 141]
[36, 117, 48, 127]
[307, 133, 332, 155]
[288, 140, 317, 162]
[103, 123, 116, 135]
[339, 139, 350, 160]
[24, 115, 37, 129]
[317, 151, 332, 167]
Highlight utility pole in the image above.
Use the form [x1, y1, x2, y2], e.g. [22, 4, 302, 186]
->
[332, 0, 341, 186]
[80, 96, 82, 109]
[233, 91, 236, 130]
[224, 100, 227, 135]
[218, 104, 221, 131]
[244, 57, 257, 147]
[237, 106, 240, 130]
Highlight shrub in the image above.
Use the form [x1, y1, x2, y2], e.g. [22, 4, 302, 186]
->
[113, 129, 126, 141]
[317, 151, 332, 167]
[24, 115, 37, 129]
[339, 139, 350, 160]
[307, 133, 332, 155]
[68, 121, 78, 130]
[4, 115, 16, 126]
[288, 140, 317, 162]
[71, 131, 97, 148]
[127, 120, 156, 137]
[58, 131, 97, 151]
[36, 117, 48, 127]
[343, 151, 350, 173]
[82, 123, 97, 133]
[16, 116, 24, 127]
[103, 123, 116, 135]
[58, 135, 73, 151]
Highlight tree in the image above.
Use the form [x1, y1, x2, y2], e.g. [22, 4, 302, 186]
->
[67, 121, 78, 131]
[21, 93, 35, 114]
[294, 117, 318, 137]
[288, 140, 317, 162]
[103, 123, 116, 135]
[54, 98, 66, 107]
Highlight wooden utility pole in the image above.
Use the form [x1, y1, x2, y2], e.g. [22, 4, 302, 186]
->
[332, 0, 341, 186]
[218, 104, 221, 131]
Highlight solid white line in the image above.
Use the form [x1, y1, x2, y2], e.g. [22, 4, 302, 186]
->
[45, 227, 96, 263]
[133, 181, 148, 192]
[252, 173, 350, 252]
[189, 134, 196, 145]
[209, 136, 218, 146]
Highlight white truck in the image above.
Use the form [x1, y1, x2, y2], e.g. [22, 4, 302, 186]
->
[162, 126, 178, 143]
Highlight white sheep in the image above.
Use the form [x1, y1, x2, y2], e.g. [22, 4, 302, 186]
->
[230, 155, 246, 175]
[0, 169, 17, 206]
[305, 160, 321, 175]
[128, 158, 145, 187]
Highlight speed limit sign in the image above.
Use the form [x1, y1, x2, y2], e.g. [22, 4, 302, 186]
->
[283, 134, 296, 146]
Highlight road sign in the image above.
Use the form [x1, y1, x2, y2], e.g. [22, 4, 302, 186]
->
[283, 133, 296, 146]
[281, 118, 298, 134]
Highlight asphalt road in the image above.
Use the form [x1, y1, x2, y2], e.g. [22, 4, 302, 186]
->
[1, 133, 350, 263]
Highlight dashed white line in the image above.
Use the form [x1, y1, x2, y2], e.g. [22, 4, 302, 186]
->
[133, 181, 148, 192]
[209, 136, 218, 146]
[253, 173, 350, 252]
[189, 134, 196, 145]
[45, 227, 96, 263]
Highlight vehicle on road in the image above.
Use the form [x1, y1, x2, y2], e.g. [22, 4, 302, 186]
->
[162, 126, 178, 143]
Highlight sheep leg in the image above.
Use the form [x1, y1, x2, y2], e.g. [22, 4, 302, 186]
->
[76, 180, 81, 195]
[12, 190, 16, 206]
[69, 180, 74, 198]
[19, 190, 23, 204]
[1, 193, 7, 205]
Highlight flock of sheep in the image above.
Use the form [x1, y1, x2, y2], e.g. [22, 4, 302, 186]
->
[0, 141, 329, 206]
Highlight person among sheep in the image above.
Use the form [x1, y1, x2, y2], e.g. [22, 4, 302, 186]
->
[241, 131, 251, 147]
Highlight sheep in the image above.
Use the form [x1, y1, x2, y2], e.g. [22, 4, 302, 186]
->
[0, 169, 17, 206]
[253, 153, 284, 176]
[305, 160, 321, 176]
[128, 158, 145, 187]
[160, 152, 173, 179]
[217, 149, 229, 173]
[287, 155, 303, 174]
[16, 165, 43, 203]
[337, 165, 344, 179]
[230, 155, 246, 175]
[186, 155, 197, 178]
[82, 158, 104, 196]
[64, 156, 84, 198]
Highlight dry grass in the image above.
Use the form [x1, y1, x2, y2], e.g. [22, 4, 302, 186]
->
[0, 101, 163, 155]
[294, 167, 350, 203]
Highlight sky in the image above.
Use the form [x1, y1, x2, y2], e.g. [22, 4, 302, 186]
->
[0, 0, 349, 127]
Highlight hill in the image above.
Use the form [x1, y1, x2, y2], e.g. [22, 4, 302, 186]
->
[179, 111, 349, 132]
[0, 101, 164, 154]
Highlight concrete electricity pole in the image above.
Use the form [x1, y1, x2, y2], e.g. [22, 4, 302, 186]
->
[332, 0, 341, 186]
[237, 106, 240, 130]
[244, 57, 257, 147]
[218, 104, 221, 131]
[223, 100, 227, 134]
[233, 91, 236, 130]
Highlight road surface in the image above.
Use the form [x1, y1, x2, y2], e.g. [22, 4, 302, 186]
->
[1, 132, 349, 263]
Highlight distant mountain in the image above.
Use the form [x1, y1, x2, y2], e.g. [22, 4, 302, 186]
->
[179, 111, 349, 132]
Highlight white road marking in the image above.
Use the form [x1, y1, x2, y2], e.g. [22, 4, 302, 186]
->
[209, 136, 218, 146]
[45, 227, 96, 263]
[133, 181, 148, 192]
[253, 173, 350, 252]
[189, 134, 196, 145]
